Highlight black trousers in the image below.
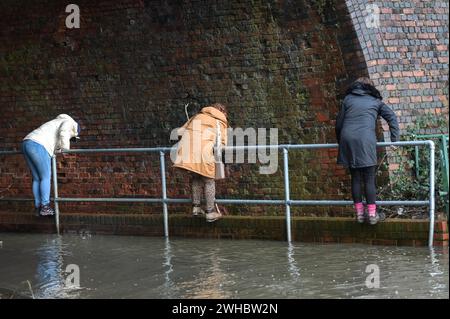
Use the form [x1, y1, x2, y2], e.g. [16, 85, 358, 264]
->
[350, 166, 377, 204]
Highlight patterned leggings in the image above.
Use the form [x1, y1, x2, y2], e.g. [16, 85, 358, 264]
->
[192, 173, 216, 212]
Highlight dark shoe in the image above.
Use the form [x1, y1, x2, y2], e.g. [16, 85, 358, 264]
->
[39, 205, 55, 217]
[34, 206, 41, 217]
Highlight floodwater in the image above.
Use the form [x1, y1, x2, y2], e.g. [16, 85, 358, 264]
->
[0, 232, 448, 299]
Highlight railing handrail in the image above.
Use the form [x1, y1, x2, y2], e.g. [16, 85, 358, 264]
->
[0, 141, 436, 246]
[0, 140, 435, 155]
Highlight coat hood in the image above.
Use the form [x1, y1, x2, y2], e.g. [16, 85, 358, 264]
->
[56, 114, 80, 138]
[346, 81, 382, 100]
[56, 114, 75, 121]
[200, 106, 228, 125]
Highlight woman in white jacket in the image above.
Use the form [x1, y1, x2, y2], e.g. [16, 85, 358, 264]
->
[22, 114, 80, 216]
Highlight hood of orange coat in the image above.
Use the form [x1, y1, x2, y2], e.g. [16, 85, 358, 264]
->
[200, 106, 228, 125]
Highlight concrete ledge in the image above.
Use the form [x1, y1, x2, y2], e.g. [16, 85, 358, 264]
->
[0, 212, 447, 247]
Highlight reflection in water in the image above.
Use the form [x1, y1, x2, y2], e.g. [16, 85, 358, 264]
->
[159, 239, 234, 298]
[161, 238, 176, 298]
[287, 243, 301, 282]
[34, 236, 65, 298]
[1, 233, 448, 299]
[34, 235, 83, 299]
[429, 247, 443, 274]
[178, 248, 233, 299]
[428, 247, 447, 296]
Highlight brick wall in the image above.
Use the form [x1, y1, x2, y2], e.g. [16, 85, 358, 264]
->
[345, 0, 449, 171]
[0, 0, 448, 217]
[347, 0, 448, 127]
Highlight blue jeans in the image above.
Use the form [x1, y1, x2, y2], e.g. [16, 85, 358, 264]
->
[22, 140, 52, 208]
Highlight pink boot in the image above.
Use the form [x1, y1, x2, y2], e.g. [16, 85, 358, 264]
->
[367, 204, 379, 225]
[355, 202, 365, 223]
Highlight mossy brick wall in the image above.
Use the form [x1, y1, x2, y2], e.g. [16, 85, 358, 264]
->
[0, 1, 447, 217]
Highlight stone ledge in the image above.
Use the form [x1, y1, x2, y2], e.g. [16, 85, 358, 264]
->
[0, 212, 447, 247]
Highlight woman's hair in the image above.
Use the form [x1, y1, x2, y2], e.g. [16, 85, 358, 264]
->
[355, 77, 375, 86]
[211, 103, 227, 116]
[346, 77, 382, 100]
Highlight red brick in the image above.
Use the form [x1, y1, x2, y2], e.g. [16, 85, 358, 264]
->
[436, 221, 448, 233]
[434, 233, 449, 241]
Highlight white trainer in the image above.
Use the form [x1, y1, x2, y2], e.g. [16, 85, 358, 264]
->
[192, 206, 205, 216]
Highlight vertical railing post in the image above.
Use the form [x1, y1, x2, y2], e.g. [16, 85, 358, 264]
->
[283, 148, 292, 243]
[414, 145, 420, 178]
[51, 155, 60, 235]
[160, 151, 169, 238]
[440, 136, 449, 220]
[428, 141, 435, 247]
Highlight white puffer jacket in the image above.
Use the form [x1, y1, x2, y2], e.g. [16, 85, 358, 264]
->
[23, 114, 79, 156]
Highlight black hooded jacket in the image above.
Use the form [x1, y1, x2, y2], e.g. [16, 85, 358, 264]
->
[335, 82, 400, 168]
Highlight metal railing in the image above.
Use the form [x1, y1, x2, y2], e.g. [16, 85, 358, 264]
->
[414, 134, 449, 220]
[0, 140, 436, 246]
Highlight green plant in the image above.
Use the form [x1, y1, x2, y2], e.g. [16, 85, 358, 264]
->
[378, 113, 448, 219]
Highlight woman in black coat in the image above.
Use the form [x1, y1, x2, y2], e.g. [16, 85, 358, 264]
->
[336, 77, 400, 225]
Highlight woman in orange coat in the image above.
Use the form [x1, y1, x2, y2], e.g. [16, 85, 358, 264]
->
[172, 103, 228, 222]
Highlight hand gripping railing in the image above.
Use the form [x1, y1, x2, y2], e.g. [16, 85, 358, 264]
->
[0, 141, 436, 246]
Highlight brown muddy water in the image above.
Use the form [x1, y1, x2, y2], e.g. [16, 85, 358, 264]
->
[0, 232, 448, 299]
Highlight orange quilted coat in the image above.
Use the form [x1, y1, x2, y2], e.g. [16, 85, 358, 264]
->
[172, 106, 228, 179]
